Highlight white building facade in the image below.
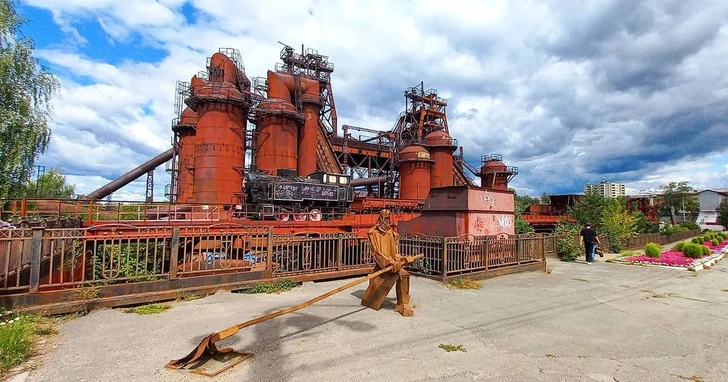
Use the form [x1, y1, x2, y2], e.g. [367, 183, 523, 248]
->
[696, 189, 728, 230]
[584, 178, 626, 198]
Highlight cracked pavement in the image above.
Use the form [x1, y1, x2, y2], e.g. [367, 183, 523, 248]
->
[25, 254, 728, 382]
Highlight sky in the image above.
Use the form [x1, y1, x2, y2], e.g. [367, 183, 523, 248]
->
[17, 0, 728, 200]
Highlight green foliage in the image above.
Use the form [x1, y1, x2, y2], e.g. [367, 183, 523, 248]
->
[0, 0, 61, 199]
[691, 238, 700, 244]
[632, 211, 660, 234]
[717, 236, 724, 244]
[701, 245, 711, 256]
[711, 239, 719, 246]
[678, 221, 700, 230]
[658, 181, 699, 224]
[644, 243, 661, 258]
[568, 190, 611, 230]
[0, 308, 56, 375]
[14, 167, 75, 198]
[682, 243, 703, 259]
[717, 198, 728, 228]
[555, 222, 581, 261]
[92, 241, 165, 284]
[242, 278, 298, 294]
[661, 223, 688, 236]
[124, 303, 171, 315]
[674, 242, 686, 251]
[600, 201, 635, 253]
[514, 193, 537, 234]
[438, 343, 467, 352]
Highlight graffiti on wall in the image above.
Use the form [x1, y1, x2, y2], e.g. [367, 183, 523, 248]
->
[479, 193, 497, 210]
[495, 215, 513, 229]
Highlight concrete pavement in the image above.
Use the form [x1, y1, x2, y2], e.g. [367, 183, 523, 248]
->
[25, 256, 728, 382]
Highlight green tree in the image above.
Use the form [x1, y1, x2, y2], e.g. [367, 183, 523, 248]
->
[600, 200, 636, 252]
[514, 194, 538, 234]
[568, 190, 611, 231]
[539, 192, 550, 204]
[0, 0, 60, 199]
[19, 167, 74, 198]
[717, 198, 728, 228]
[658, 181, 699, 224]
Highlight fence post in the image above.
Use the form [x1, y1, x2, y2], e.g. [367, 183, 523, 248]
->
[441, 237, 448, 282]
[266, 227, 273, 275]
[169, 227, 180, 280]
[29, 227, 43, 293]
[336, 235, 343, 271]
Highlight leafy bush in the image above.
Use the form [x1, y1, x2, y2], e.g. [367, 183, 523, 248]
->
[691, 238, 700, 244]
[711, 239, 719, 246]
[701, 245, 711, 256]
[644, 243, 661, 258]
[679, 221, 700, 230]
[717, 236, 724, 244]
[555, 223, 581, 262]
[661, 224, 688, 236]
[702, 228, 711, 233]
[674, 242, 686, 251]
[682, 243, 703, 259]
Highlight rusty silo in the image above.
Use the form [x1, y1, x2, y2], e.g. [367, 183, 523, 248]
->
[424, 130, 457, 188]
[479, 154, 518, 191]
[398, 145, 434, 200]
[173, 106, 198, 203]
[254, 70, 304, 175]
[186, 52, 251, 204]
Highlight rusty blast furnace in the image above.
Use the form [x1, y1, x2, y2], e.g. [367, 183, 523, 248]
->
[83, 44, 519, 235]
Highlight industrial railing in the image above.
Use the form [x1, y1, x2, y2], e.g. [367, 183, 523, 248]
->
[0, 226, 551, 314]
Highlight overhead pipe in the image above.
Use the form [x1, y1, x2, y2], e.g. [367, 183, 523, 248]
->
[350, 176, 387, 187]
[85, 148, 174, 200]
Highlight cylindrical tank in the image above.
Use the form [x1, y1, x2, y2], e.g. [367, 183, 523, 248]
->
[298, 79, 321, 177]
[480, 154, 514, 191]
[187, 53, 250, 204]
[424, 130, 457, 188]
[174, 107, 197, 203]
[254, 99, 300, 175]
[398, 145, 434, 200]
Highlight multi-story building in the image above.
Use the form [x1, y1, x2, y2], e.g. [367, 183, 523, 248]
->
[584, 176, 626, 198]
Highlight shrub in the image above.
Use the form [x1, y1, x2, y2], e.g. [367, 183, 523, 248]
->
[682, 243, 703, 259]
[702, 228, 711, 233]
[674, 242, 686, 251]
[679, 221, 700, 230]
[691, 238, 702, 244]
[711, 239, 719, 246]
[644, 243, 661, 258]
[701, 245, 711, 256]
[717, 236, 724, 244]
[555, 223, 582, 262]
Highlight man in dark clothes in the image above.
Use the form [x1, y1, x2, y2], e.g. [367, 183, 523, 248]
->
[579, 223, 601, 264]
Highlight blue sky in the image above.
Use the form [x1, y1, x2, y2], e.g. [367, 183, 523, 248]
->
[17, 0, 728, 200]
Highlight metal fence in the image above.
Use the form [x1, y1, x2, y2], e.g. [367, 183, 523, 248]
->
[1, 226, 550, 313]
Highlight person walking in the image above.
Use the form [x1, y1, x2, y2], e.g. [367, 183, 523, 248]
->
[579, 223, 601, 264]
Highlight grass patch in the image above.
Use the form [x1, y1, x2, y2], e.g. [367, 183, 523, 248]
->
[444, 277, 482, 290]
[573, 278, 589, 282]
[438, 343, 466, 352]
[723, 289, 728, 293]
[0, 309, 59, 376]
[676, 376, 704, 382]
[124, 303, 171, 315]
[619, 250, 635, 257]
[242, 278, 298, 294]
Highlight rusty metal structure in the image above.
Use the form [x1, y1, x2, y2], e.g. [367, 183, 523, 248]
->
[0, 43, 541, 320]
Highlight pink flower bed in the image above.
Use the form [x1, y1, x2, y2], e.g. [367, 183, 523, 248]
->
[624, 240, 728, 268]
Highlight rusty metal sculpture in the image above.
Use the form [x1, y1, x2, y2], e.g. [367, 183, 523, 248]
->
[165, 211, 422, 376]
[361, 209, 419, 316]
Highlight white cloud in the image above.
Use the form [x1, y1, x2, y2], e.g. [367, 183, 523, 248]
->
[21, 0, 728, 201]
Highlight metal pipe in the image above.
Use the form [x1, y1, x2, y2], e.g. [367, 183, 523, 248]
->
[350, 176, 387, 187]
[85, 148, 174, 200]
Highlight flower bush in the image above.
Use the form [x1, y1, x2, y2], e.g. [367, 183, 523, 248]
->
[623, 236, 728, 268]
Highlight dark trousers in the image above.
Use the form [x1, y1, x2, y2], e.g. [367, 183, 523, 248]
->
[584, 242, 596, 262]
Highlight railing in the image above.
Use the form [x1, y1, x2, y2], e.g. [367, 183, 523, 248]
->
[625, 229, 701, 249]
[1, 226, 551, 313]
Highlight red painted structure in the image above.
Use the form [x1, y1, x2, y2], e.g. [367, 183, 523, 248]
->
[174, 107, 197, 203]
[424, 130, 457, 188]
[186, 53, 251, 204]
[397, 145, 434, 200]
